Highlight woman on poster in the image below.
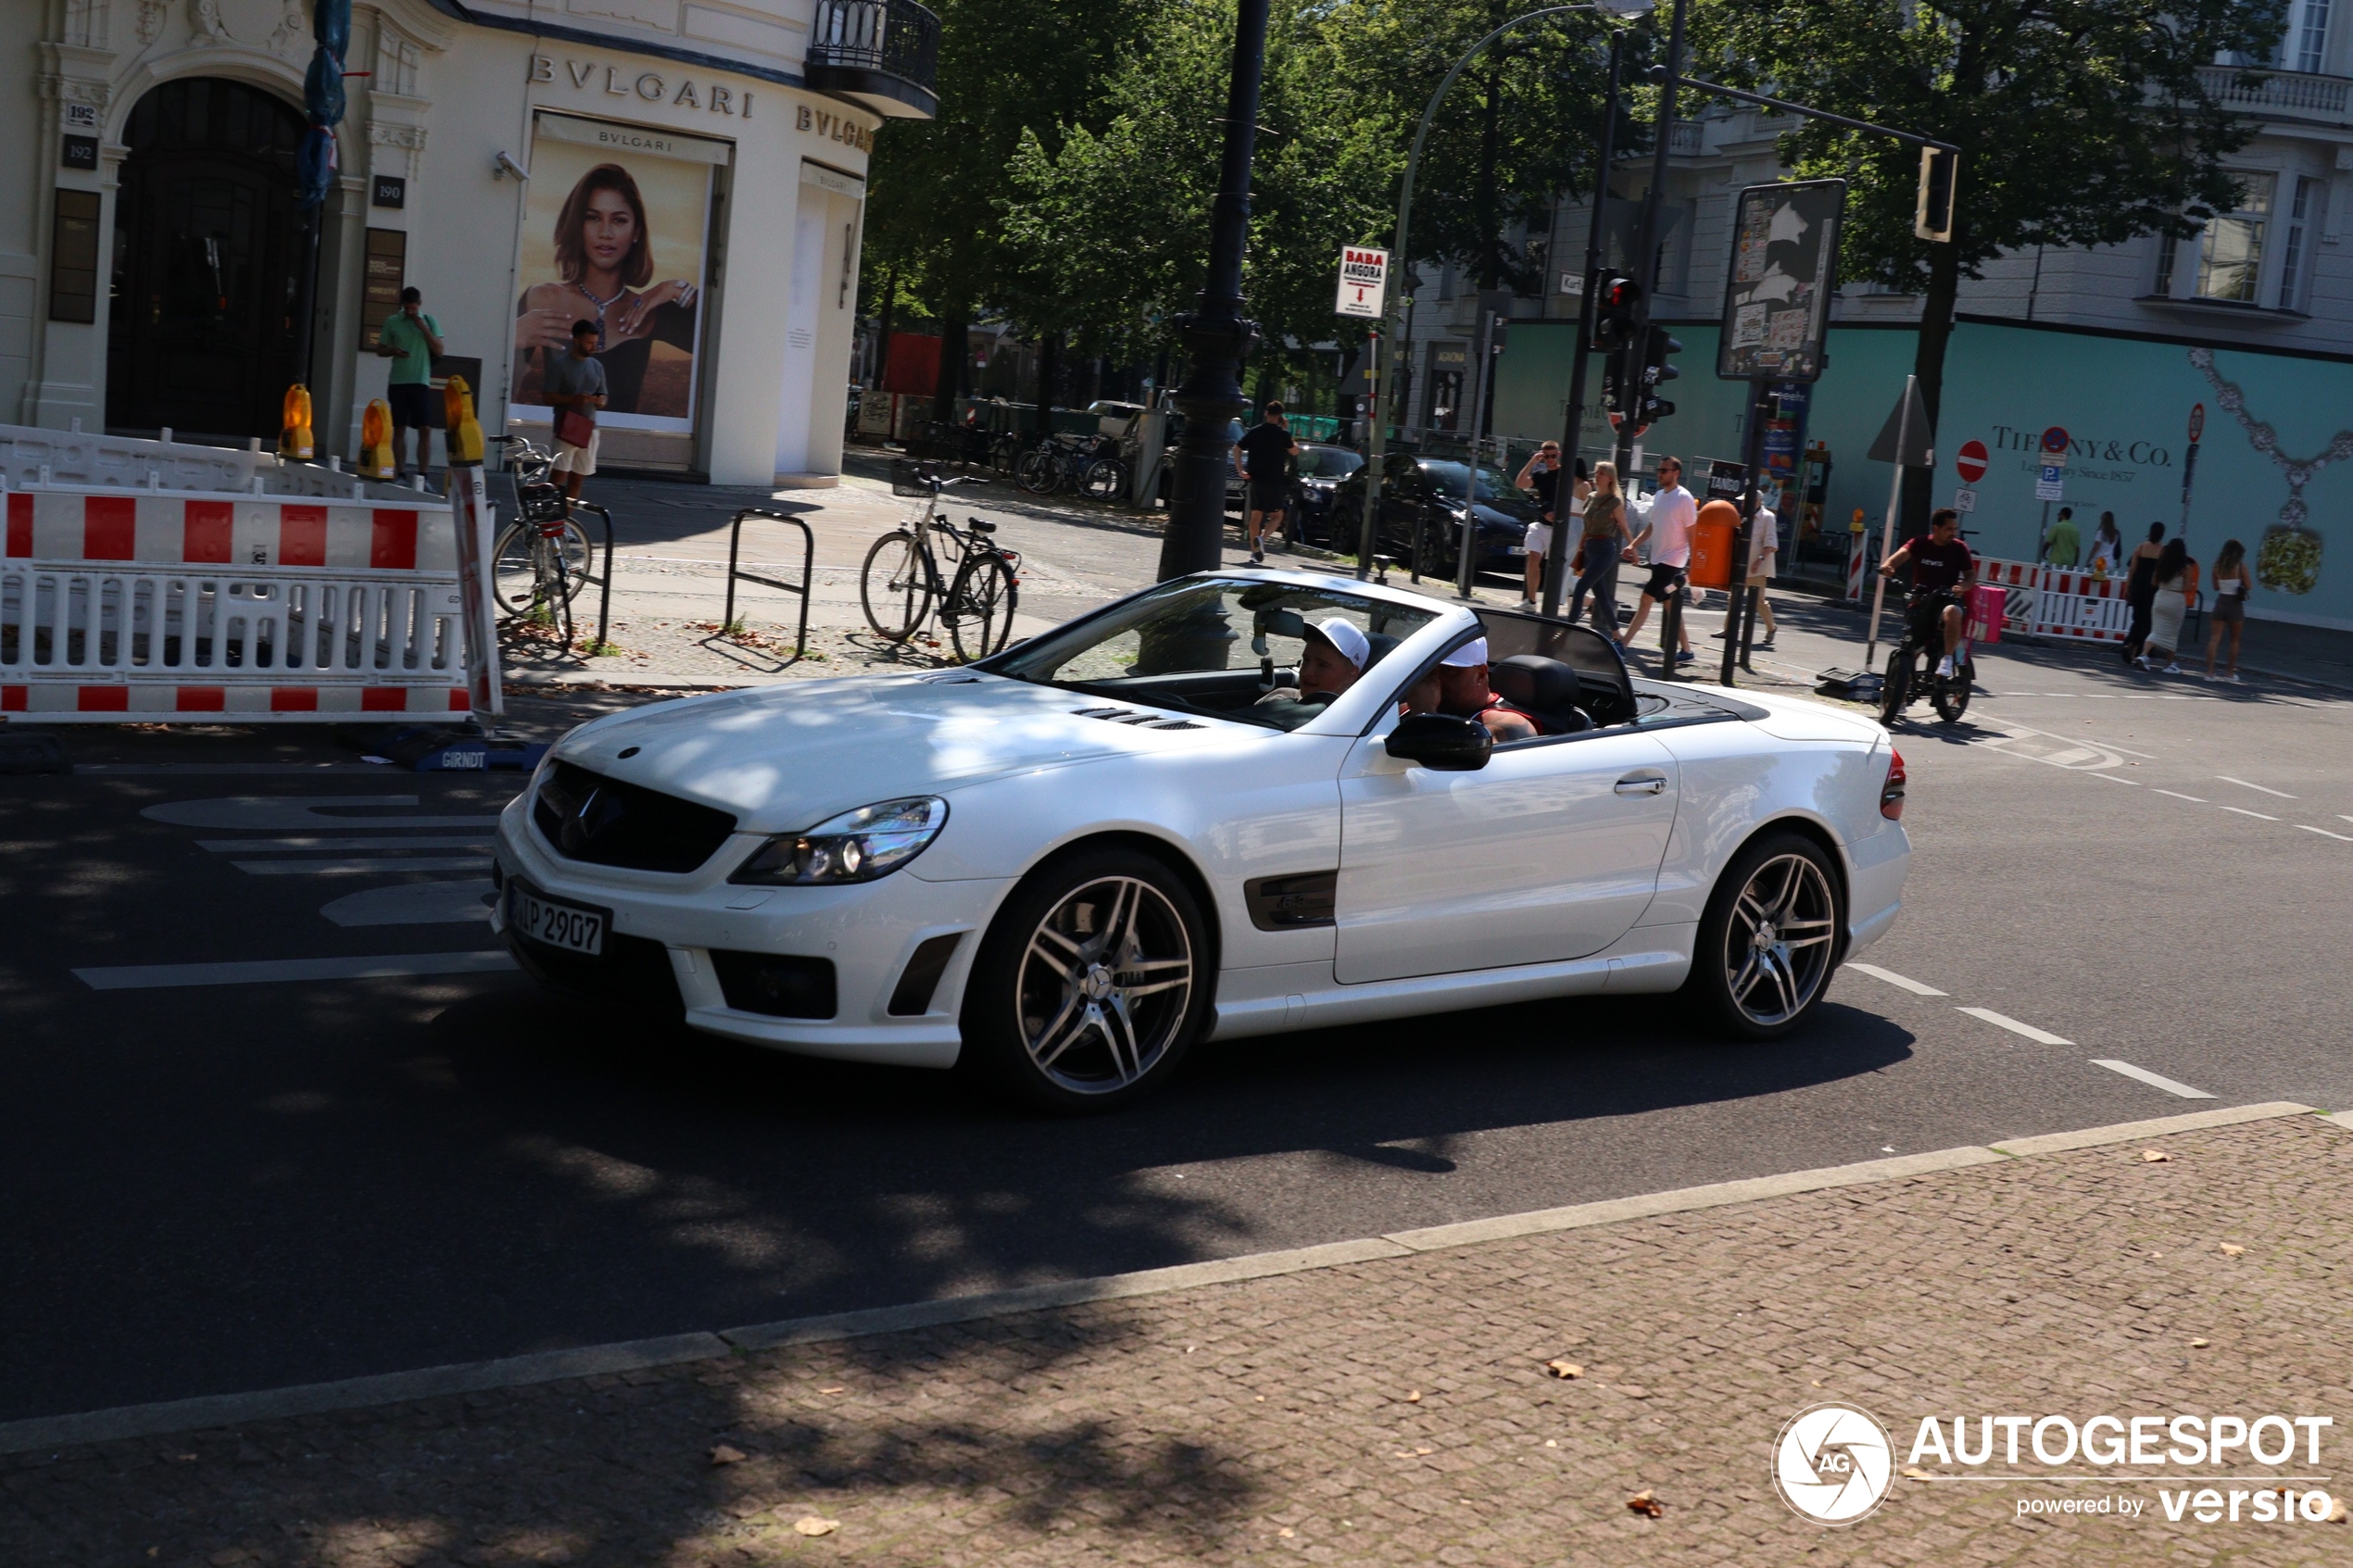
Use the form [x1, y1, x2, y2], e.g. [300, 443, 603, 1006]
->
[515, 163, 700, 418]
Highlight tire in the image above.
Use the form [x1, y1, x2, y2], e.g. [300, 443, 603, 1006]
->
[1877, 646, 1912, 726]
[1683, 831, 1844, 1039]
[1079, 457, 1127, 503]
[1014, 449, 1055, 494]
[860, 531, 932, 642]
[989, 433, 1024, 475]
[946, 554, 1018, 662]
[492, 520, 593, 616]
[1931, 655, 1974, 722]
[959, 847, 1212, 1110]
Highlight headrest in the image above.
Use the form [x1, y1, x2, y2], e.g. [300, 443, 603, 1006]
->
[1491, 654, 1580, 714]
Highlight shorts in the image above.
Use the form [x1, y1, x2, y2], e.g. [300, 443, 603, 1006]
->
[1247, 479, 1288, 514]
[2213, 594, 2246, 624]
[1522, 520, 1553, 558]
[386, 382, 436, 429]
[1642, 560, 1686, 600]
[552, 430, 599, 477]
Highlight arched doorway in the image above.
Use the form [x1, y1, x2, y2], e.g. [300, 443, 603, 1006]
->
[107, 78, 308, 440]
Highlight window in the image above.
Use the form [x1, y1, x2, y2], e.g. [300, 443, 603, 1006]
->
[2295, 0, 2331, 73]
[48, 189, 102, 324]
[2195, 174, 2275, 302]
[2279, 175, 2320, 309]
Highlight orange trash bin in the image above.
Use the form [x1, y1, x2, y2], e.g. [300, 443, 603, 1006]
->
[1687, 499, 1742, 589]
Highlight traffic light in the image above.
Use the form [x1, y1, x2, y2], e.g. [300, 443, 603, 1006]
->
[1637, 324, 1681, 424]
[1592, 272, 1642, 351]
[1914, 146, 1957, 242]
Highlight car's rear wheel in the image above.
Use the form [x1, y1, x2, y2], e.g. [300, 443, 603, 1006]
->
[1684, 831, 1843, 1039]
[960, 847, 1209, 1110]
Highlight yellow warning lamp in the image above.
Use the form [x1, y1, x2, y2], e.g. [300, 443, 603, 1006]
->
[359, 399, 396, 479]
[441, 375, 485, 467]
[279, 383, 315, 461]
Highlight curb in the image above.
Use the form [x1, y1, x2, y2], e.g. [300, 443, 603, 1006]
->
[0, 1099, 2325, 1456]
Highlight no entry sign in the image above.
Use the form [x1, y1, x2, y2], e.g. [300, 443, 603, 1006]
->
[1955, 439, 1988, 484]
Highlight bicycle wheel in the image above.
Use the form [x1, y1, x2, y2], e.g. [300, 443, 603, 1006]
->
[491, 522, 535, 615]
[1079, 457, 1128, 503]
[1014, 449, 1054, 494]
[545, 546, 575, 647]
[989, 433, 1023, 475]
[861, 531, 933, 642]
[1932, 655, 1974, 723]
[946, 555, 1018, 662]
[1878, 646, 1913, 727]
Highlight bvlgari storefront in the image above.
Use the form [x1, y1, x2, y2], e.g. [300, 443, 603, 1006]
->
[11, 0, 928, 485]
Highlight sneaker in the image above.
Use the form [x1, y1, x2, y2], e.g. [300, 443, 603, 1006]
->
[2221, 672, 2243, 684]
[2162, 663, 2183, 675]
[1935, 655, 1956, 679]
[1247, 552, 1264, 566]
[1517, 599, 1536, 611]
[1675, 649, 1696, 664]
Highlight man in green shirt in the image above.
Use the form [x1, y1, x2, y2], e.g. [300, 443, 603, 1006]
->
[2043, 506, 2081, 569]
[374, 286, 445, 479]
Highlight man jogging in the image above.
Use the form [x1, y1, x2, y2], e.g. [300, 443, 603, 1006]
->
[1233, 401, 1300, 565]
[372, 287, 444, 481]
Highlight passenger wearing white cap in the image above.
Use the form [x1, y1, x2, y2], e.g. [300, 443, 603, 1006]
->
[1255, 615, 1371, 718]
[1431, 636, 1538, 742]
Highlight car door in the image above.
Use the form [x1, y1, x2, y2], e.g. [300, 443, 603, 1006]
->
[1335, 726, 1680, 984]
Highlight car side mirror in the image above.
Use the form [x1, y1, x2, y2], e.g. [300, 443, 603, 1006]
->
[1385, 712, 1492, 771]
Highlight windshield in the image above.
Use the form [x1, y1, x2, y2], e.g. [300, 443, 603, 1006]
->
[1296, 446, 1365, 480]
[990, 578, 1439, 732]
[1420, 461, 1517, 504]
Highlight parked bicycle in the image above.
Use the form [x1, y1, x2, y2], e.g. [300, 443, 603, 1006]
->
[487, 434, 593, 639]
[1014, 432, 1126, 502]
[862, 462, 1023, 661]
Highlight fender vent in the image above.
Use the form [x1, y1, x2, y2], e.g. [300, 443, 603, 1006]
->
[1074, 707, 1204, 731]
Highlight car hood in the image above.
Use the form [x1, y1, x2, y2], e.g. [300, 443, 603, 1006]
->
[551, 673, 1240, 834]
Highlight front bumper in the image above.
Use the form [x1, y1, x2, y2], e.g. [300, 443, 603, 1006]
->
[494, 796, 1011, 1069]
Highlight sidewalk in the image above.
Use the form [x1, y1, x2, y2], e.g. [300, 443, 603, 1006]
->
[8, 1106, 2347, 1566]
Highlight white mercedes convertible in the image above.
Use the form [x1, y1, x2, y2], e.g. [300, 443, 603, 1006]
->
[492, 571, 1910, 1109]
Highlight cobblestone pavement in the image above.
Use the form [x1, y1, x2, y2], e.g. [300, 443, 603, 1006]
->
[9, 1114, 2349, 1567]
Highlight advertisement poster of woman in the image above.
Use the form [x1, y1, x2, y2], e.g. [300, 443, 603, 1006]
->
[511, 115, 724, 432]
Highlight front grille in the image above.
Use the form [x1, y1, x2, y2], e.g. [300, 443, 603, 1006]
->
[507, 929, 685, 1018]
[533, 760, 737, 873]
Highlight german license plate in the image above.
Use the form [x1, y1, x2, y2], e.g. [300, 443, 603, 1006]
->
[507, 882, 607, 957]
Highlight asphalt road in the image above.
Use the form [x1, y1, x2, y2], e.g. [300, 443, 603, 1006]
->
[2, 614, 2348, 1426]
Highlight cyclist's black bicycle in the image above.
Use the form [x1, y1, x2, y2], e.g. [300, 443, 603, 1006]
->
[1880, 588, 1976, 724]
[862, 463, 1022, 661]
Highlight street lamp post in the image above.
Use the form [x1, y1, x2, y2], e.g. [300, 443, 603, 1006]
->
[1540, 27, 1625, 617]
[1355, 0, 1655, 581]
[1155, 0, 1274, 583]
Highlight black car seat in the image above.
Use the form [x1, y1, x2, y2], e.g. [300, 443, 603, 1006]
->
[1491, 654, 1591, 735]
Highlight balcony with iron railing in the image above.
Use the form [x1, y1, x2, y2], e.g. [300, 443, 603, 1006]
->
[805, 0, 940, 119]
[2196, 64, 2353, 125]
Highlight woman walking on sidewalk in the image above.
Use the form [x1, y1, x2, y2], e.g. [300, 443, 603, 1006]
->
[2204, 538, 2250, 683]
[2136, 537, 2197, 672]
[1567, 461, 1630, 637]
[2120, 522, 2165, 662]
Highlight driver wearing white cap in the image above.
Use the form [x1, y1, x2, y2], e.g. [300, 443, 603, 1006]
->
[1255, 615, 1372, 719]
[1432, 637, 1539, 742]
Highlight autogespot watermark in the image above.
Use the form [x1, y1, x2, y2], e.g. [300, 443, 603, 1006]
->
[1778, 1405, 2342, 1526]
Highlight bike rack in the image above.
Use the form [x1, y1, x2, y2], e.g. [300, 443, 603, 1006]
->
[570, 502, 618, 655]
[722, 508, 816, 661]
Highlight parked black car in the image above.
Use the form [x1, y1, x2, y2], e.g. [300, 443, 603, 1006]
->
[1329, 454, 1539, 575]
[1290, 443, 1367, 546]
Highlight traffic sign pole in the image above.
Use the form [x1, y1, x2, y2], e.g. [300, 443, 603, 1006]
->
[1862, 374, 1917, 671]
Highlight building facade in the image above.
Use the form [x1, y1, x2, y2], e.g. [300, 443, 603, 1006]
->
[1402, 22, 2353, 627]
[11, 0, 935, 485]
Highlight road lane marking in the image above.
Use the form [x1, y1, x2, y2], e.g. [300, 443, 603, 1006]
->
[1844, 963, 1947, 997]
[198, 835, 497, 853]
[2217, 776, 2296, 798]
[2221, 806, 2279, 821]
[2153, 790, 2207, 802]
[74, 951, 518, 990]
[2089, 772, 2141, 784]
[233, 857, 490, 876]
[1956, 1007, 2073, 1045]
[2296, 824, 2353, 842]
[2090, 1059, 2218, 1100]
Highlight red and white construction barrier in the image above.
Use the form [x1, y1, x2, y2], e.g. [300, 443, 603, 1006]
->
[0, 446, 487, 721]
[1976, 558, 2132, 645]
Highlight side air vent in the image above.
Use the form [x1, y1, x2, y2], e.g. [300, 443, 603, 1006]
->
[1073, 707, 1204, 731]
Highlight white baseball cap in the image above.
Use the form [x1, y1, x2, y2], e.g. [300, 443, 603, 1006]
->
[1310, 616, 1371, 670]
[1439, 636, 1489, 669]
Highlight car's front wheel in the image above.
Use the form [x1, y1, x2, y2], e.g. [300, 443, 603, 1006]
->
[960, 847, 1210, 1110]
[1684, 831, 1843, 1038]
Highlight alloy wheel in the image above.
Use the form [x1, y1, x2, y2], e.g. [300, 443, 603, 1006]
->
[1015, 875, 1194, 1096]
[1722, 853, 1838, 1027]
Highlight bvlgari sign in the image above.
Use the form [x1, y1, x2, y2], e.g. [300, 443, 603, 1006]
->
[526, 55, 875, 154]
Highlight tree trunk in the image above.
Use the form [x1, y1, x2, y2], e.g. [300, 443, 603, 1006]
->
[1033, 331, 1060, 435]
[933, 316, 967, 424]
[1903, 228, 1966, 541]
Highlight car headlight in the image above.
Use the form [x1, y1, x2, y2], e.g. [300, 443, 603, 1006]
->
[728, 797, 949, 885]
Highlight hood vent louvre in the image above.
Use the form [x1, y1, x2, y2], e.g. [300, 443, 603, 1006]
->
[1074, 707, 1203, 732]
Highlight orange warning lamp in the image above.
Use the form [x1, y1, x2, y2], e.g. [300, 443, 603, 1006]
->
[279, 383, 315, 461]
[441, 375, 485, 467]
[1687, 498, 1742, 589]
[359, 399, 396, 480]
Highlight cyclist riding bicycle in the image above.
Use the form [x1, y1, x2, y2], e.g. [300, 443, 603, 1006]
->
[1879, 507, 1977, 680]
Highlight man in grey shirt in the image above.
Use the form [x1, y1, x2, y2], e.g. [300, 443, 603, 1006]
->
[544, 320, 608, 509]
